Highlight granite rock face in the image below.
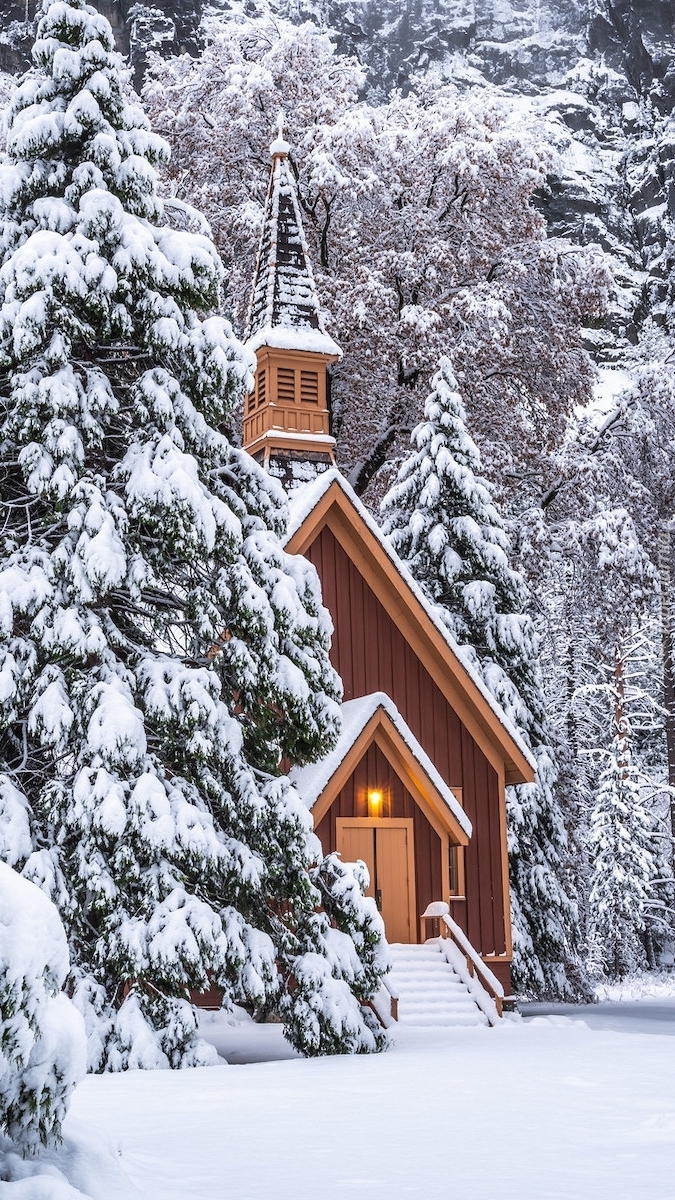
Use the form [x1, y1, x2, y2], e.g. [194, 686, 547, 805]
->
[0, 0, 201, 83]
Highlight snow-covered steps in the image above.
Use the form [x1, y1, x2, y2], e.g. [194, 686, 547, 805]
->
[387, 942, 490, 1028]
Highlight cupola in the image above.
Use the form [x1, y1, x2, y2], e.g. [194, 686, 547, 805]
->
[243, 121, 341, 483]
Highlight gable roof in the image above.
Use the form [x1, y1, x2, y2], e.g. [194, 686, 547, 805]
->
[290, 692, 472, 844]
[285, 469, 536, 786]
[245, 135, 341, 358]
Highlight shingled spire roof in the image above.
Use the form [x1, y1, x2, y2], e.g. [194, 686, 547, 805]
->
[245, 124, 341, 358]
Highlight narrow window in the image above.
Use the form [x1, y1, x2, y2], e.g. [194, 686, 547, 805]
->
[277, 367, 295, 403]
[449, 844, 459, 896]
[300, 370, 319, 404]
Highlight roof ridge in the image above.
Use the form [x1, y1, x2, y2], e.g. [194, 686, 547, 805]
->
[290, 690, 472, 837]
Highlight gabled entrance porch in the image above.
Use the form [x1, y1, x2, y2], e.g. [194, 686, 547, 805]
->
[290, 692, 471, 946]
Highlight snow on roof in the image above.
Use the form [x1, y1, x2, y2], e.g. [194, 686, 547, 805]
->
[290, 692, 472, 838]
[285, 469, 537, 775]
[245, 140, 342, 359]
[254, 430, 336, 446]
[247, 324, 342, 358]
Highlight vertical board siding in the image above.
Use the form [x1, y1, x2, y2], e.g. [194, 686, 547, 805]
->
[412, 809, 442, 922]
[306, 525, 506, 958]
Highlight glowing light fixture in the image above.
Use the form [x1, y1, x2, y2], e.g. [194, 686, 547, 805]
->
[367, 789, 383, 817]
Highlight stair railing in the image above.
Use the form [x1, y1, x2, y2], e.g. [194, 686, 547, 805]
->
[421, 902, 505, 1024]
[365, 971, 399, 1027]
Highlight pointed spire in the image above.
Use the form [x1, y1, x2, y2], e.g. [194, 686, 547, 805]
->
[242, 123, 340, 482]
[245, 124, 341, 358]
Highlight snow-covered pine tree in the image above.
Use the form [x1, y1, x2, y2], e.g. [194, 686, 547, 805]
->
[0, 0, 386, 1069]
[381, 356, 524, 649]
[0, 860, 86, 1152]
[588, 649, 662, 979]
[381, 356, 582, 997]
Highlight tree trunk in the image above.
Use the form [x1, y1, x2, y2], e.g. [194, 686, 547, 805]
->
[642, 927, 656, 971]
[658, 521, 675, 842]
[614, 642, 626, 742]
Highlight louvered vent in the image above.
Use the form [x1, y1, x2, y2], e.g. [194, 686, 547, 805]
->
[300, 370, 319, 404]
[257, 368, 267, 408]
[277, 367, 295, 403]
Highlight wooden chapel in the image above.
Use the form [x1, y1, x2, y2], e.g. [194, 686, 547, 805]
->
[242, 131, 535, 994]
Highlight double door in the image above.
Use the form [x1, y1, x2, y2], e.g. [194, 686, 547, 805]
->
[336, 818, 416, 943]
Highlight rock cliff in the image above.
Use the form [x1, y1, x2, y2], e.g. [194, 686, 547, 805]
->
[1, 0, 673, 351]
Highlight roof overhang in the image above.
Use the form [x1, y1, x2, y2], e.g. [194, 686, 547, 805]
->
[291, 693, 471, 845]
[245, 429, 336, 460]
[285, 471, 536, 787]
[247, 327, 342, 359]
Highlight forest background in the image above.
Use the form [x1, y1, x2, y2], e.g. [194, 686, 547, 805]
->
[2, 0, 675, 989]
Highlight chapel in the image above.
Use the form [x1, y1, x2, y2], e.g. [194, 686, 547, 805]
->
[242, 130, 536, 1013]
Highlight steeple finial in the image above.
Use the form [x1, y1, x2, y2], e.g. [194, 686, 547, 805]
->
[270, 111, 289, 160]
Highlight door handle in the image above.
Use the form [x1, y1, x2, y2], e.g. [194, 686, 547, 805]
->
[375, 888, 383, 911]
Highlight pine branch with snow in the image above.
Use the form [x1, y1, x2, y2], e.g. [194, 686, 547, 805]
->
[279, 853, 389, 1056]
[0, 862, 86, 1152]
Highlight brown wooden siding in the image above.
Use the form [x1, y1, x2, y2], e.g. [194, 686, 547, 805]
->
[306, 524, 506, 957]
[315, 743, 442, 928]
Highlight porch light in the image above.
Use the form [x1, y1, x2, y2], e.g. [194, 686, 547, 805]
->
[367, 789, 383, 816]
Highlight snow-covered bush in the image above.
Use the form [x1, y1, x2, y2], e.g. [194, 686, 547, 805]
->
[0, 0, 385, 1067]
[281, 952, 385, 1057]
[0, 862, 86, 1152]
[281, 854, 390, 1055]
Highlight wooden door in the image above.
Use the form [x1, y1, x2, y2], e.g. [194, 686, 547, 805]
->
[375, 825, 413, 943]
[336, 819, 416, 943]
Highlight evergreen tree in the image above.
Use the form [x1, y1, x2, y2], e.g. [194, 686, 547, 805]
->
[0, 0, 386, 1069]
[381, 356, 524, 647]
[0, 860, 86, 1152]
[382, 357, 583, 997]
[588, 650, 662, 980]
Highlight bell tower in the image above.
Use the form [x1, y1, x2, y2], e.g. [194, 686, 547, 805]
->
[243, 123, 341, 483]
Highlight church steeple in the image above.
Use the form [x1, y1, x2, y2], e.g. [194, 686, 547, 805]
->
[243, 121, 341, 482]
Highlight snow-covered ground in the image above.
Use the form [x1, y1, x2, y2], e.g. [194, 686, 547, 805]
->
[3, 1005, 675, 1200]
[521, 999, 675, 1037]
[519, 974, 675, 1037]
[594, 970, 675, 1003]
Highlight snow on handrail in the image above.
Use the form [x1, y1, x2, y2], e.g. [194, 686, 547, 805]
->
[367, 980, 398, 1027]
[439, 911, 505, 1000]
[382, 973, 399, 1002]
[420, 902, 504, 1023]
